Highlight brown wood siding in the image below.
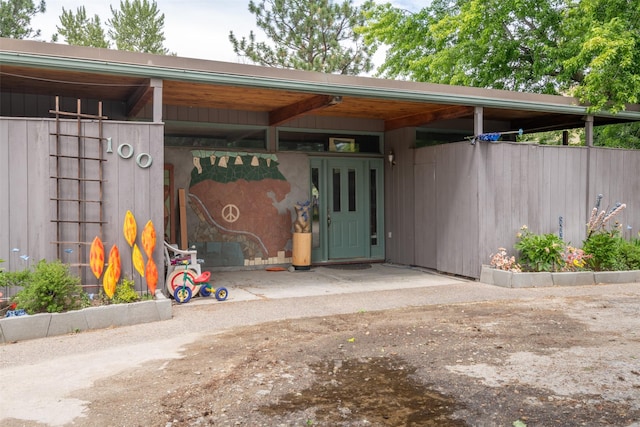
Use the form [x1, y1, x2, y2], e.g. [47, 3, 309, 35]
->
[0, 118, 163, 292]
[414, 148, 437, 269]
[384, 128, 416, 265]
[0, 92, 128, 120]
[387, 139, 640, 279]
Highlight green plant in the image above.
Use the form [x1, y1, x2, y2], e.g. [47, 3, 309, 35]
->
[514, 226, 565, 272]
[112, 277, 141, 304]
[12, 259, 89, 314]
[618, 238, 640, 270]
[0, 267, 32, 289]
[582, 231, 623, 271]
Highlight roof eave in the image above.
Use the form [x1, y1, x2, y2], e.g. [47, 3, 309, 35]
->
[2, 43, 640, 122]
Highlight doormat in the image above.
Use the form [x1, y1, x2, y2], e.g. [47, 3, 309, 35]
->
[325, 263, 372, 270]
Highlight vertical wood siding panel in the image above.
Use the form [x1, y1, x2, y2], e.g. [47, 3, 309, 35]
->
[385, 127, 414, 264]
[398, 128, 415, 263]
[27, 121, 53, 261]
[435, 142, 477, 275]
[149, 125, 165, 279]
[7, 120, 29, 271]
[414, 148, 437, 269]
[549, 147, 563, 235]
[460, 143, 479, 277]
[0, 120, 9, 263]
[0, 91, 10, 115]
[10, 93, 25, 116]
[187, 107, 198, 122]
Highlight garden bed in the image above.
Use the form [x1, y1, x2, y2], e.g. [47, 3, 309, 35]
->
[0, 291, 172, 344]
[480, 265, 640, 288]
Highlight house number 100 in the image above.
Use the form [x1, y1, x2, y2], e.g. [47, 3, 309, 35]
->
[106, 137, 153, 168]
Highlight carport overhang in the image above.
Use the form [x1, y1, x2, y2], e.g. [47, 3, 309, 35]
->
[2, 38, 640, 135]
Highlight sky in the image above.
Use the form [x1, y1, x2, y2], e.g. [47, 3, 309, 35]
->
[30, 0, 423, 66]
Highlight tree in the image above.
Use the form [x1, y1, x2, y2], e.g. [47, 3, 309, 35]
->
[0, 0, 45, 39]
[107, 0, 170, 54]
[229, 0, 375, 75]
[56, 6, 109, 48]
[361, 0, 640, 113]
[54, 0, 171, 55]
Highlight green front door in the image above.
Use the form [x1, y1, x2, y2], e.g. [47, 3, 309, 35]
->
[310, 158, 384, 262]
[329, 159, 366, 259]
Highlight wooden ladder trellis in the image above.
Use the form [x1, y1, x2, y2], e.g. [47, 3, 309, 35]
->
[50, 97, 107, 289]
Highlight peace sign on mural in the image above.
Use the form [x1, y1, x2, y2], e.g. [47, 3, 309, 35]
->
[222, 204, 240, 223]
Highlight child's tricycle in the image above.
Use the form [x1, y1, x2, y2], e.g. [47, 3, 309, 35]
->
[164, 242, 228, 304]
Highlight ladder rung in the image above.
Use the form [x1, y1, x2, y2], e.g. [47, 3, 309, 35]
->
[49, 110, 107, 120]
[50, 154, 106, 161]
[50, 132, 105, 140]
[51, 241, 96, 245]
[50, 176, 106, 182]
[51, 220, 107, 224]
[51, 198, 102, 203]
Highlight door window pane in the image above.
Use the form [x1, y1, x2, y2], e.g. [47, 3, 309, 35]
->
[348, 169, 356, 212]
[332, 168, 341, 212]
[370, 169, 378, 245]
[312, 167, 320, 249]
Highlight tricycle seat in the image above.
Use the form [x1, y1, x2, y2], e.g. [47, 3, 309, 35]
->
[194, 270, 211, 284]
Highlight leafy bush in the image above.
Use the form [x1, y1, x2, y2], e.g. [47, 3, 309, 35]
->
[0, 268, 33, 289]
[618, 238, 640, 270]
[514, 226, 565, 272]
[11, 260, 89, 314]
[112, 277, 140, 304]
[94, 277, 142, 305]
[582, 232, 623, 271]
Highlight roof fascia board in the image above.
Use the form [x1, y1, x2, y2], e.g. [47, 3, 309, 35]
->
[3, 51, 640, 122]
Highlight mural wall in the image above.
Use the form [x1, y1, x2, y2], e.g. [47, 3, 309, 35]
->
[165, 147, 309, 268]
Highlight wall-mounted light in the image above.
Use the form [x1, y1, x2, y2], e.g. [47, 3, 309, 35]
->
[387, 150, 396, 166]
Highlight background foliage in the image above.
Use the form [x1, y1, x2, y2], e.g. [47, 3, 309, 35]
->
[361, 0, 640, 114]
[229, 0, 375, 74]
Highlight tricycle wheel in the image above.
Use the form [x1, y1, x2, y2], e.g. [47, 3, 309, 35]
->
[215, 287, 228, 301]
[199, 284, 212, 297]
[173, 287, 192, 303]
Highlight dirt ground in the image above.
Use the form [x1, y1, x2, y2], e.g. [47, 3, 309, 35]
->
[59, 292, 640, 427]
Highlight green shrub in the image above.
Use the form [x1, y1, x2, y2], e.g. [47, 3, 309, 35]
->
[618, 238, 640, 270]
[0, 268, 33, 289]
[582, 232, 623, 271]
[514, 226, 565, 272]
[12, 259, 89, 314]
[112, 277, 140, 304]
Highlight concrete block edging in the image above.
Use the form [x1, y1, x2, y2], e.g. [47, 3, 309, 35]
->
[480, 265, 640, 288]
[0, 292, 172, 344]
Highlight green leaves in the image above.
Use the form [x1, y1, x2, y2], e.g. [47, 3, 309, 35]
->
[108, 0, 170, 54]
[11, 259, 89, 314]
[57, 6, 109, 48]
[514, 228, 565, 272]
[229, 0, 375, 74]
[54, 0, 171, 55]
[0, 0, 45, 39]
[361, 0, 640, 112]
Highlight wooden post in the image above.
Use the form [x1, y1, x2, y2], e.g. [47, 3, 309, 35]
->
[585, 115, 594, 147]
[178, 188, 188, 250]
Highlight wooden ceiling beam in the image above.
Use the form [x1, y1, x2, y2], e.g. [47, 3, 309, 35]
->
[127, 79, 154, 118]
[385, 105, 474, 131]
[269, 94, 342, 126]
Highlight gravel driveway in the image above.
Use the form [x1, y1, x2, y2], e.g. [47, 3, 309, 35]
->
[1, 265, 639, 426]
